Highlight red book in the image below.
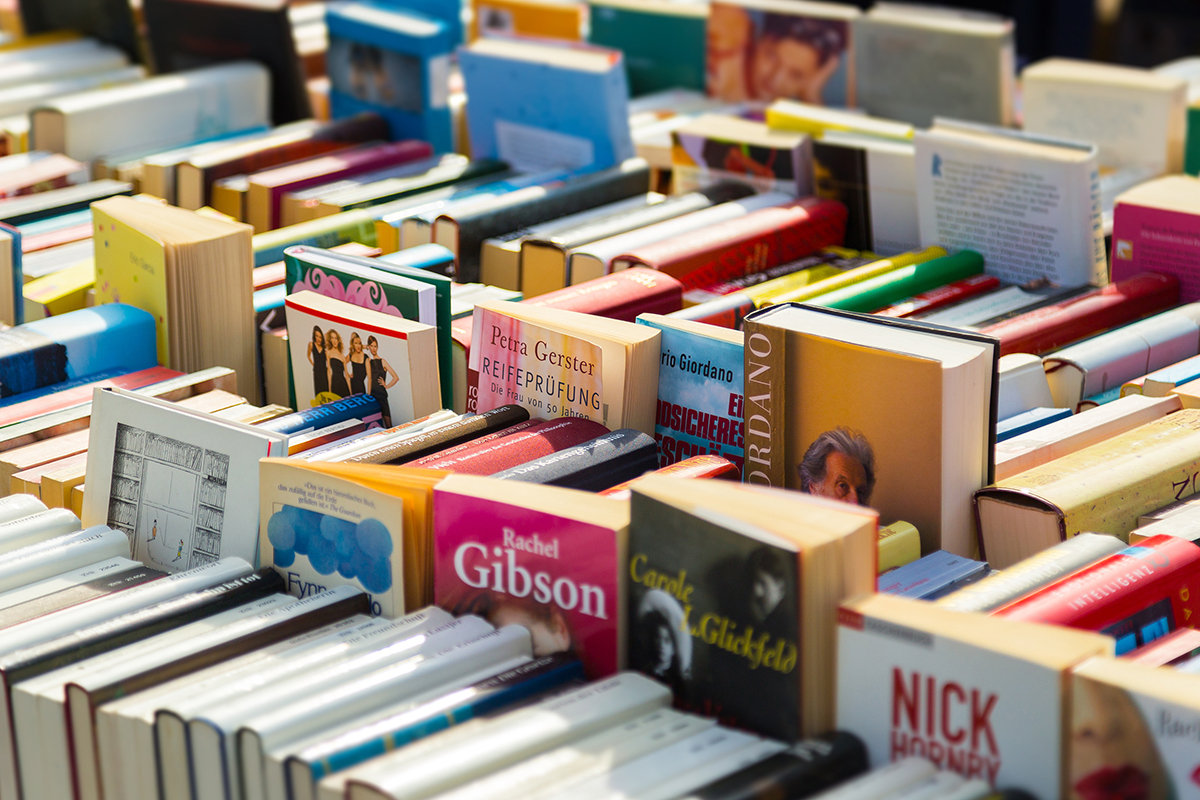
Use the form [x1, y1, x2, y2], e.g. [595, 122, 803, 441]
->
[597, 454, 738, 500]
[21, 223, 92, 254]
[874, 274, 1002, 318]
[979, 272, 1180, 356]
[521, 268, 683, 322]
[992, 534, 1200, 655]
[1122, 626, 1200, 667]
[247, 139, 434, 231]
[409, 417, 609, 475]
[0, 366, 182, 428]
[400, 419, 538, 465]
[609, 197, 848, 291]
[0, 154, 87, 199]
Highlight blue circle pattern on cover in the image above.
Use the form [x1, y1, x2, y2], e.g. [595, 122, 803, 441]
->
[267, 506, 392, 593]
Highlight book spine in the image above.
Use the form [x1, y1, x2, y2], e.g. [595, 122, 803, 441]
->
[346, 405, 531, 465]
[683, 732, 868, 800]
[0, 565, 164, 630]
[523, 269, 684, 322]
[402, 419, 538, 466]
[257, 394, 382, 435]
[741, 313, 788, 488]
[875, 274, 1002, 318]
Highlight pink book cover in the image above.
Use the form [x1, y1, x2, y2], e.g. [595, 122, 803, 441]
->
[1111, 201, 1200, 302]
[433, 486, 623, 679]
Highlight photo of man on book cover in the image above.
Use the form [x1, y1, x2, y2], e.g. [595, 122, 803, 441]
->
[798, 427, 876, 507]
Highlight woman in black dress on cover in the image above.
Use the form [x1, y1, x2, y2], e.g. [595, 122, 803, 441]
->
[348, 332, 368, 395]
[367, 335, 398, 427]
[307, 326, 328, 399]
[326, 328, 352, 398]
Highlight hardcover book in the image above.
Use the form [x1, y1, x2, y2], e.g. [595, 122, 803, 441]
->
[626, 474, 876, 739]
[434, 474, 630, 677]
[742, 303, 998, 557]
[588, 0, 706, 96]
[82, 388, 288, 572]
[523, 268, 683, 323]
[877, 550, 989, 601]
[409, 417, 609, 475]
[636, 314, 745, 475]
[285, 290, 441, 424]
[813, 131, 919, 256]
[836, 593, 1112, 799]
[490, 428, 658, 492]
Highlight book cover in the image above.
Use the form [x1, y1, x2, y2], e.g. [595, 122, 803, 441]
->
[877, 550, 989, 600]
[813, 133, 919, 256]
[82, 388, 289, 572]
[836, 594, 1112, 799]
[637, 314, 745, 475]
[491, 428, 658, 492]
[671, 115, 812, 198]
[471, 0, 583, 41]
[706, 0, 857, 107]
[588, 0, 706, 97]
[434, 474, 630, 677]
[285, 290, 441, 425]
[326, 3, 454, 153]
[1111, 175, 1200, 302]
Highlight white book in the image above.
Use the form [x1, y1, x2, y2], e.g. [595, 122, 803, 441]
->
[241, 626, 532, 800]
[31, 62, 270, 170]
[0, 525, 128, 594]
[82, 387, 289, 571]
[301, 410, 460, 462]
[0, 494, 47, 525]
[0, 508, 80, 556]
[568, 192, 791, 285]
[997, 354, 1053, 421]
[0, 65, 145, 120]
[914, 119, 1107, 288]
[10, 592, 295, 800]
[1042, 303, 1200, 409]
[21, 238, 94, 280]
[0, 43, 129, 91]
[191, 614, 490, 800]
[420, 711, 714, 800]
[806, 759, 937, 800]
[338, 672, 672, 800]
[930, 780, 990, 800]
[0, 556, 137, 613]
[880, 772, 965, 800]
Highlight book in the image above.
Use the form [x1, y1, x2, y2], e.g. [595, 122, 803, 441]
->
[1022, 58, 1186, 176]
[285, 290, 441, 424]
[706, 0, 858, 107]
[995, 533, 1200, 653]
[812, 130, 920, 255]
[742, 303, 998, 556]
[142, 0, 310, 125]
[176, 115, 391, 211]
[469, 299, 660, 434]
[471, 0, 584, 41]
[1042, 303, 1200, 410]
[997, 354, 1054, 422]
[31, 62, 271, 168]
[0, 525, 130, 594]
[807, 249, 984, 314]
[836, 593, 1112, 798]
[671, 115, 813, 198]
[413, 417, 610, 474]
[636, 314, 745, 475]
[0, 303, 156, 401]
[522, 183, 755, 289]
[0, 507, 79, 554]
[877, 521, 921, 574]
[765, 99, 914, 142]
[1123, 626, 1200, 666]
[0, 65, 145, 122]
[23, 259, 95, 320]
[287, 244, 455, 406]
[611, 197, 848, 291]
[0, 179, 132, 227]
[1125, 352, 1200, 399]
[91, 196, 258, 399]
[1069, 656, 1200, 798]
[679, 731, 868, 800]
[588, 0, 706, 96]
[0, 558, 154, 630]
[334, 673, 671, 800]
[326, 406, 529, 465]
[259, 393, 386, 436]
[19, 1, 139, 62]
[979, 272, 1182, 357]
[976, 410, 1200, 568]
[995, 407, 1074, 442]
[523, 268, 684, 324]
[326, 3, 455, 153]
[877, 550, 990, 601]
[914, 119, 1106, 288]
[491, 428, 657, 491]
[853, 3, 1014, 127]
[626, 474, 876, 739]
[1110, 174, 1200, 303]
[0, 152, 87, 196]
[82, 387, 289, 571]
[434, 158, 652, 284]
[248, 141, 435, 233]
[458, 37, 634, 174]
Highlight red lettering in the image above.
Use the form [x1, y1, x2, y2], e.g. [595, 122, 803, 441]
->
[716, 417, 730, 446]
[941, 682, 966, 744]
[893, 669, 919, 731]
[971, 690, 999, 755]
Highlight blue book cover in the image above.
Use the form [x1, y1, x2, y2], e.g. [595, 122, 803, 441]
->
[376, 243, 455, 275]
[0, 304, 157, 400]
[326, 2, 455, 152]
[636, 315, 745, 476]
[459, 38, 635, 173]
[995, 406, 1072, 442]
[257, 393, 384, 435]
[15, 209, 92, 237]
[878, 550, 990, 600]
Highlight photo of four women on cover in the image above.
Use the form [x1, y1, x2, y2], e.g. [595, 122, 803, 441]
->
[306, 326, 399, 427]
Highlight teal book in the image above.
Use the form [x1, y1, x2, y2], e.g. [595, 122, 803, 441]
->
[588, 0, 707, 96]
[636, 313, 745, 477]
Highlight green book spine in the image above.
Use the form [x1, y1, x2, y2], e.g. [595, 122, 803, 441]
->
[588, 2, 706, 96]
[1186, 107, 1200, 176]
[810, 251, 984, 313]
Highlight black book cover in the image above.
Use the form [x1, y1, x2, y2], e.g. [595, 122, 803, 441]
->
[813, 141, 872, 252]
[0, 564, 164, 631]
[626, 489, 802, 741]
[689, 731, 868, 800]
[142, 0, 311, 124]
[20, 0, 139, 60]
[492, 428, 658, 492]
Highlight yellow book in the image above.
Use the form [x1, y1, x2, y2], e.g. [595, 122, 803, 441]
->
[210, 175, 249, 221]
[754, 246, 946, 307]
[70, 483, 84, 517]
[766, 99, 914, 141]
[40, 454, 88, 509]
[22, 258, 94, 320]
[1172, 375, 1200, 408]
[374, 217, 400, 254]
[877, 520, 920, 573]
[259, 459, 446, 612]
[976, 409, 1200, 569]
[470, 0, 583, 41]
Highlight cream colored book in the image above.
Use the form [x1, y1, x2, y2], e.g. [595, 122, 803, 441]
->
[997, 353, 1052, 420]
